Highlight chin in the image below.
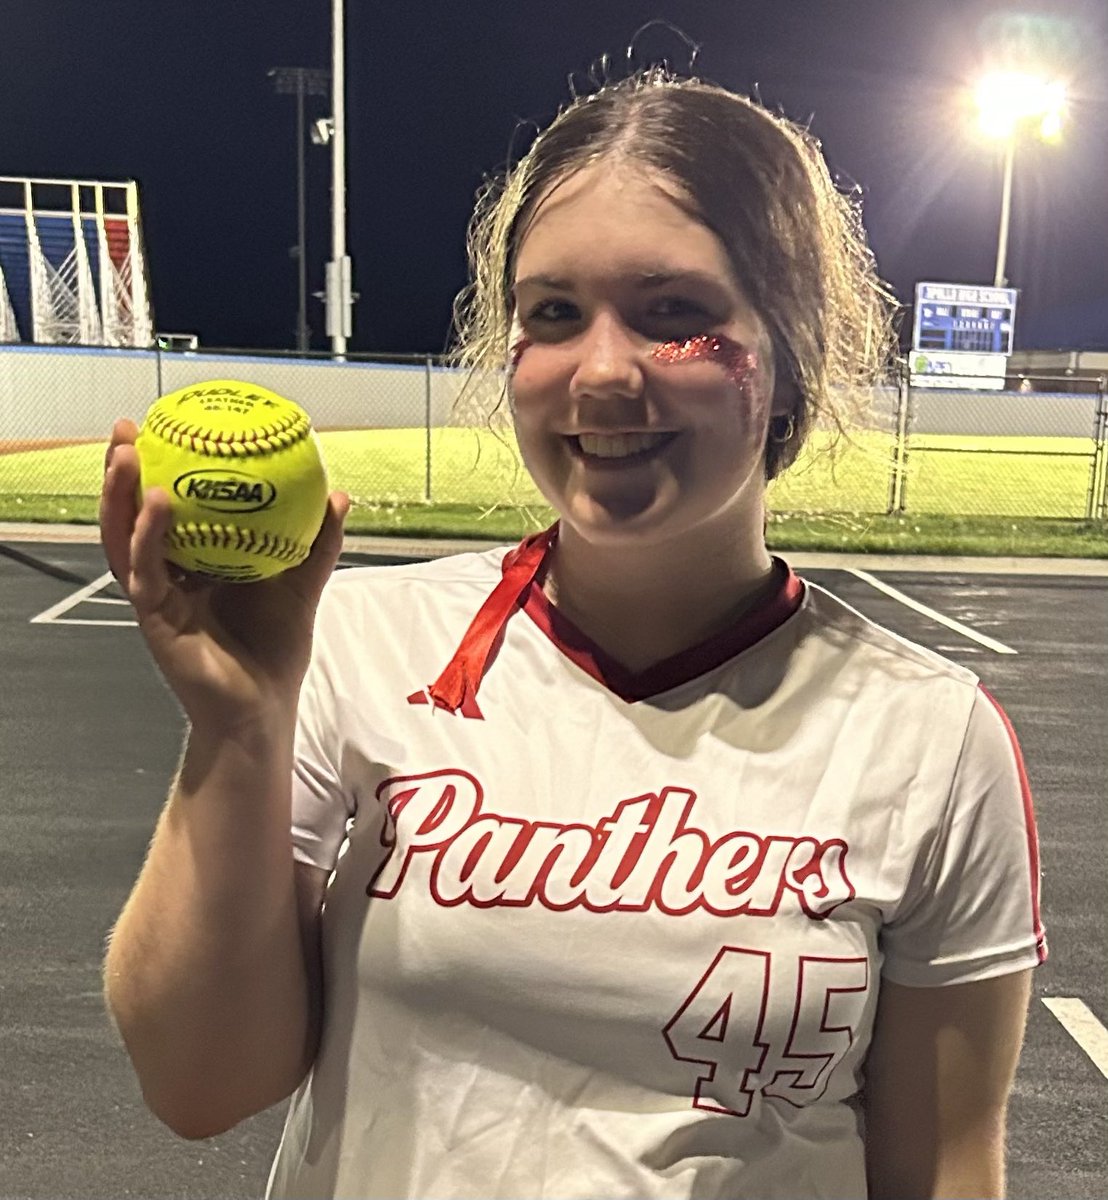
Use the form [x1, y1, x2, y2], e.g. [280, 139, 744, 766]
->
[559, 490, 707, 549]
[552, 474, 765, 551]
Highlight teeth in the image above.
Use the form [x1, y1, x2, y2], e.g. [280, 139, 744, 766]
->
[577, 432, 670, 459]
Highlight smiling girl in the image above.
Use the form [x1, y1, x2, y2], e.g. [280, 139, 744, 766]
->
[101, 71, 1045, 1200]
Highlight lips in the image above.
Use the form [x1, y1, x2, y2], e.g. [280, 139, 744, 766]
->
[570, 431, 678, 462]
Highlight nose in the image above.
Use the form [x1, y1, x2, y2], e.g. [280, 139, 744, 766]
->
[568, 311, 644, 401]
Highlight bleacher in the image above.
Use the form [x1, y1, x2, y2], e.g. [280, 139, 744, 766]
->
[0, 212, 32, 340]
[0, 177, 150, 346]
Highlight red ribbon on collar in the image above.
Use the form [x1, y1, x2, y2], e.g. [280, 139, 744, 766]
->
[410, 525, 556, 719]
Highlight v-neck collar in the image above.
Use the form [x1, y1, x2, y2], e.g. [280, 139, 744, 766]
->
[520, 558, 805, 703]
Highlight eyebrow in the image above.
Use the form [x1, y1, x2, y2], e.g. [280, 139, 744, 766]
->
[513, 269, 726, 292]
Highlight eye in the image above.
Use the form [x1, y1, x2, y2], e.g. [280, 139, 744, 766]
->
[639, 296, 717, 339]
[524, 298, 580, 324]
[643, 295, 715, 324]
[649, 296, 707, 318]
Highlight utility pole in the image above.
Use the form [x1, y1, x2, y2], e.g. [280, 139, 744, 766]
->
[993, 134, 1016, 287]
[325, 0, 353, 356]
[268, 66, 329, 352]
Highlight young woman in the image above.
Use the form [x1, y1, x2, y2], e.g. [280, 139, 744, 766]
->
[100, 72, 1045, 1199]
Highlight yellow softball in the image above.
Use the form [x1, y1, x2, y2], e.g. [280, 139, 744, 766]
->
[134, 380, 329, 583]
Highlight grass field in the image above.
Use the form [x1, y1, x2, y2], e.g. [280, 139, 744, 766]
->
[1, 428, 1105, 556]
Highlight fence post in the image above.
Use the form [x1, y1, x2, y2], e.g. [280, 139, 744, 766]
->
[1089, 374, 1108, 521]
[155, 344, 163, 398]
[887, 363, 910, 515]
[424, 356, 433, 504]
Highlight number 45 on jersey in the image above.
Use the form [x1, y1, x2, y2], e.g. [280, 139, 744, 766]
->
[664, 948, 870, 1116]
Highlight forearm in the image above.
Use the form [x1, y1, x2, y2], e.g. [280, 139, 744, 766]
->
[933, 1146, 1004, 1199]
[865, 974, 1029, 1199]
[104, 718, 318, 1138]
[867, 1126, 1005, 1200]
[929, 1115, 1006, 1199]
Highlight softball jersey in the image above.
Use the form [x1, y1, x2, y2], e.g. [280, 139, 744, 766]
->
[266, 537, 1045, 1200]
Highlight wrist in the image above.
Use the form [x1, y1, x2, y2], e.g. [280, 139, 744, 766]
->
[177, 711, 297, 798]
[184, 696, 298, 750]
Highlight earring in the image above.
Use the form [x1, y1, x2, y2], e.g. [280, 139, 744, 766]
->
[769, 414, 796, 445]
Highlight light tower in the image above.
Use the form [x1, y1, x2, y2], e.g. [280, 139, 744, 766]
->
[973, 71, 1066, 287]
[268, 67, 330, 352]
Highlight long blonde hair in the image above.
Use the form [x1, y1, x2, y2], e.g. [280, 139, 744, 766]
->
[452, 71, 897, 479]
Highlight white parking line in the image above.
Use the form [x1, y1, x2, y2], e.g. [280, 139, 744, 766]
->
[1042, 998, 1108, 1081]
[30, 571, 122, 624]
[846, 569, 1017, 655]
[42, 617, 137, 626]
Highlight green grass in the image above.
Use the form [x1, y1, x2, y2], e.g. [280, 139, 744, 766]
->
[765, 512, 1108, 558]
[2, 427, 1105, 557]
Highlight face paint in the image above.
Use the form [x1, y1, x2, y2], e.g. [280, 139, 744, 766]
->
[509, 335, 532, 371]
[507, 312, 532, 373]
[650, 334, 759, 387]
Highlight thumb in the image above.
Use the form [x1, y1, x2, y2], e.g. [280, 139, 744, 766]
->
[286, 492, 350, 606]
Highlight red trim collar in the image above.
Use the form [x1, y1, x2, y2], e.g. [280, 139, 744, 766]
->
[521, 558, 804, 703]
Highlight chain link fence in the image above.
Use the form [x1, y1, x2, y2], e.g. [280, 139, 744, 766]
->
[0, 344, 1105, 521]
[766, 370, 1108, 520]
[889, 374, 1107, 520]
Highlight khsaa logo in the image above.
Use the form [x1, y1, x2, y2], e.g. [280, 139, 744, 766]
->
[174, 469, 277, 513]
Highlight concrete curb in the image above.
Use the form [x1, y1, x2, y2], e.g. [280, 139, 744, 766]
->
[4, 522, 1108, 576]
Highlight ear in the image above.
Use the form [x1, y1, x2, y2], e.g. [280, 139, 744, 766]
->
[767, 339, 800, 418]
[770, 379, 800, 419]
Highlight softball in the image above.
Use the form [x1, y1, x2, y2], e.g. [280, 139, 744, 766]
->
[134, 380, 329, 582]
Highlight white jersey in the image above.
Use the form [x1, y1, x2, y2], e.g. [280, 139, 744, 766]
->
[268, 542, 1045, 1200]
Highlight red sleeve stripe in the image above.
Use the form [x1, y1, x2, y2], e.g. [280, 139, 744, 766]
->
[978, 684, 1048, 963]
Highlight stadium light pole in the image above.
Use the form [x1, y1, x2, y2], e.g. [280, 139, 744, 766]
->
[268, 67, 330, 352]
[973, 72, 1065, 287]
[325, 0, 353, 356]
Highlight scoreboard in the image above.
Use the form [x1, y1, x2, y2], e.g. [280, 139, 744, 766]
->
[913, 283, 1018, 355]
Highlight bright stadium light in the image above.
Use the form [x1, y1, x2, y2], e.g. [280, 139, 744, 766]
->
[975, 72, 1066, 139]
[973, 71, 1067, 287]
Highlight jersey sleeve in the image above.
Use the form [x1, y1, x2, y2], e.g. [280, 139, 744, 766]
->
[290, 595, 356, 872]
[880, 684, 1047, 987]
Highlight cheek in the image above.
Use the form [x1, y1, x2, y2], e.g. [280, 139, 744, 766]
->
[684, 398, 766, 460]
[508, 344, 572, 414]
[507, 360, 558, 461]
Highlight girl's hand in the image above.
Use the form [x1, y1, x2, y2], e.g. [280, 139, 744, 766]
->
[99, 418, 349, 733]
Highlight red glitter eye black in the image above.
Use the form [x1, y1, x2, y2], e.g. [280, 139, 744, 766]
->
[509, 336, 532, 370]
[650, 334, 758, 384]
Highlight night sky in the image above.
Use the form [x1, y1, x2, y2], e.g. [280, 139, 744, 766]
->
[3, 0, 1106, 355]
